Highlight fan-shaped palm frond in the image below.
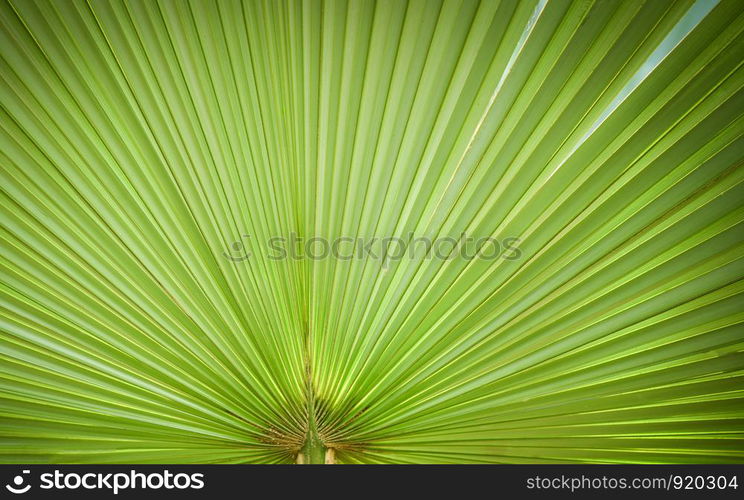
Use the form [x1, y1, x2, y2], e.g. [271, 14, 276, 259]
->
[1, 0, 743, 463]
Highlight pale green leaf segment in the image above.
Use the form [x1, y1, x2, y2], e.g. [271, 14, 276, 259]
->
[0, 0, 742, 464]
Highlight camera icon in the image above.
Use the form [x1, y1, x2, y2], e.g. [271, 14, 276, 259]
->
[6, 470, 31, 494]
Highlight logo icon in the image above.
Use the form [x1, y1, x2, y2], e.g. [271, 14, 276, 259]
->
[6, 470, 31, 494]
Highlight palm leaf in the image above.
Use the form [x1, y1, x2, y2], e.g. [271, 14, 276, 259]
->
[1, 0, 743, 464]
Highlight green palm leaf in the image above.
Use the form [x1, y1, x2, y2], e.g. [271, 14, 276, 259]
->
[1, 0, 743, 464]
